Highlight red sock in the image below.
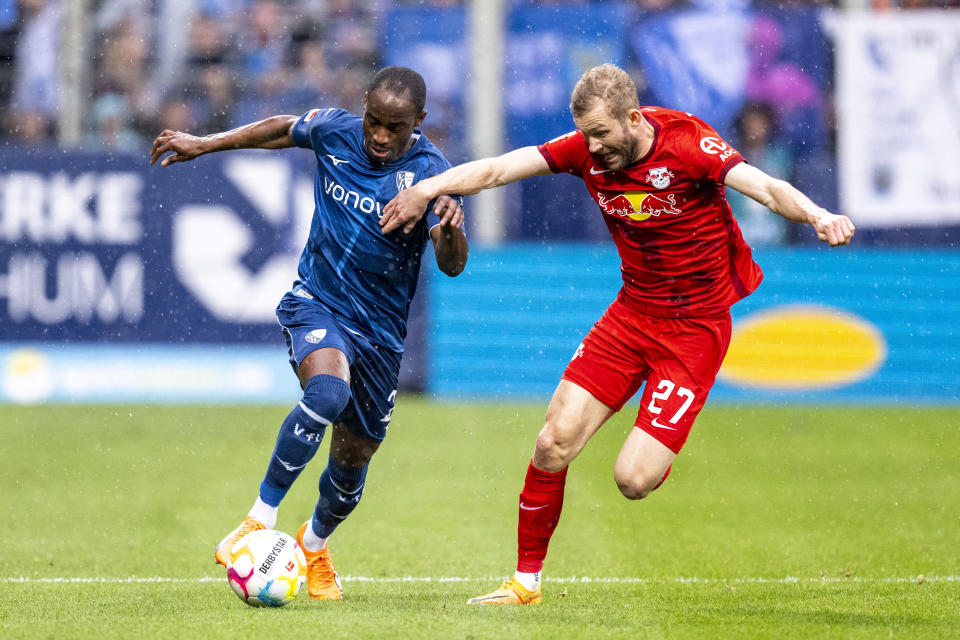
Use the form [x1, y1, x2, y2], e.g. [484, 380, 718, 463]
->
[516, 460, 567, 573]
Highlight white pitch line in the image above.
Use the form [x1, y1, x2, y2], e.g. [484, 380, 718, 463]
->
[4, 575, 957, 585]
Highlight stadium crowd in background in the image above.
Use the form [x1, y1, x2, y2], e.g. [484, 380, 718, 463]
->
[0, 0, 956, 244]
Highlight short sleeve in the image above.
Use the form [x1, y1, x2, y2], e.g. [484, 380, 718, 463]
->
[537, 130, 587, 177]
[290, 107, 341, 150]
[682, 117, 744, 183]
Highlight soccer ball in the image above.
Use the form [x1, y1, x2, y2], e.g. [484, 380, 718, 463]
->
[226, 529, 307, 607]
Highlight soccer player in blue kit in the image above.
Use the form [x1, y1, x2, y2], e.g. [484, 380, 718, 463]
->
[150, 67, 468, 600]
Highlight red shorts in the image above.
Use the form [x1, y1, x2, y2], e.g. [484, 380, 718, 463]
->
[562, 298, 732, 453]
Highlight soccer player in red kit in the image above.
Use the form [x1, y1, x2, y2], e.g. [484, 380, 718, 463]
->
[381, 63, 855, 605]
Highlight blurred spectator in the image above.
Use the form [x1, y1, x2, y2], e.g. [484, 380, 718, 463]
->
[0, 0, 417, 146]
[199, 0, 252, 16]
[727, 102, 792, 246]
[96, 19, 149, 97]
[156, 98, 194, 135]
[186, 13, 235, 69]
[0, 1, 17, 111]
[82, 93, 144, 152]
[182, 14, 238, 134]
[10, 0, 58, 124]
[7, 108, 51, 144]
[333, 68, 374, 113]
[322, 0, 380, 70]
[226, 0, 298, 125]
[400, 0, 464, 5]
[90, 14, 160, 146]
[754, 0, 837, 6]
[284, 38, 337, 111]
[190, 65, 236, 133]
[631, 0, 688, 9]
[239, 0, 289, 77]
[744, 14, 825, 157]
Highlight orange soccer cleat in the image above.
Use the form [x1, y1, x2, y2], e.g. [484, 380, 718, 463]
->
[215, 516, 267, 567]
[466, 578, 542, 605]
[296, 521, 343, 600]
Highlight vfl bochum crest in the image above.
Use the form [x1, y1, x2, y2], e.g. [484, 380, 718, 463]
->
[396, 171, 415, 191]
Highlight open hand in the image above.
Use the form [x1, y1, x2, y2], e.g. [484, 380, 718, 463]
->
[149, 130, 208, 167]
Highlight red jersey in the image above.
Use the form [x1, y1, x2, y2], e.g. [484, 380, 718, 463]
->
[538, 107, 763, 318]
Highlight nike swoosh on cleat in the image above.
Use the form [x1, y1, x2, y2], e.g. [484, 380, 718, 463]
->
[519, 502, 549, 511]
[470, 595, 508, 602]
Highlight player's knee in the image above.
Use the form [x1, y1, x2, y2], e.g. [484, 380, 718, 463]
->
[299, 374, 351, 434]
[616, 477, 652, 500]
[534, 428, 571, 468]
[614, 468, 663, 500]
[535, 429, 556, 455]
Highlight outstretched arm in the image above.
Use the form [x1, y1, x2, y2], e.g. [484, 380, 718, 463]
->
[149, 115, 299, 167]
[380, 146, 552, 234]
[724, 162, 855, 246]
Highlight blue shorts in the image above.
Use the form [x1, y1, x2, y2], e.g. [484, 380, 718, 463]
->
[275, 289, 401, 442]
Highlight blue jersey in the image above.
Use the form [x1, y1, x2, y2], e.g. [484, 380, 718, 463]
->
[290, 108, 455, 352]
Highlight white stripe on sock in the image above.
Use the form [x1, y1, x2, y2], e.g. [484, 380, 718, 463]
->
[298, 401, 332, 426]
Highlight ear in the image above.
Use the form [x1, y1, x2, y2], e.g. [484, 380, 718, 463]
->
[415, 110, 426, 127]
[627, 107, 644, 127]
[362, 92, 368, 111]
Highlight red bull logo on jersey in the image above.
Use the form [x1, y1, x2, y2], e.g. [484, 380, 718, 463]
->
[646, 167, 675, 189]
[597, 191, 682, 221]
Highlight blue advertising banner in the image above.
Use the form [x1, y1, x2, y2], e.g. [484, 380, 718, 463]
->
[0, 148, 309, 343]
[0, 147, 428, 399]
[429, 246, 960, 405]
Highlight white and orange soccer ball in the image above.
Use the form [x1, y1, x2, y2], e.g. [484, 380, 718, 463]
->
[226, 529, 307, 607]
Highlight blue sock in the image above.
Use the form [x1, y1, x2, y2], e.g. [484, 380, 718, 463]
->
[312, 455, 368, 538]
[259, 374, 351, 507]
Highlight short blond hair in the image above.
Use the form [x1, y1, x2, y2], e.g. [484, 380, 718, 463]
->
[570, 63, 639, 121]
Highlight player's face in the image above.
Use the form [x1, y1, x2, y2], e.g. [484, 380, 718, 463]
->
[362, 88, 426, 165]
[574, 102, 642, 171]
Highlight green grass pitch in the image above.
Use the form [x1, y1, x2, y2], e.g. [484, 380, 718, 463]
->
[2, 401, 958, 639]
